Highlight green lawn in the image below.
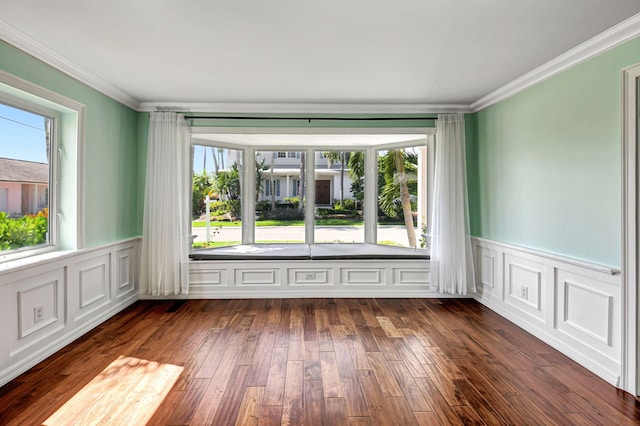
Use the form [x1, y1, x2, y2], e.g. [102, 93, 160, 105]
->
[192, 218, 369, 227]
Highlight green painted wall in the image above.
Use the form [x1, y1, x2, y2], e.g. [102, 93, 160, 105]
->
[469, 36, 640, 268]
[0, 41, 140, 247]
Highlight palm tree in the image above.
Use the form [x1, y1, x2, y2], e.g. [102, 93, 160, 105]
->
[378, 149, 418, 247]
[323, 151, 346, 204]
[255, 155, 270, 202]
[298, 152, 305, 212]
[347, 151, 365, 208]
[213, 162, 240, 201]
[269, 152, 276, 209]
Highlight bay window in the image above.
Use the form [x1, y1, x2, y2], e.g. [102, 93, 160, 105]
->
[190, 132, 434, 251]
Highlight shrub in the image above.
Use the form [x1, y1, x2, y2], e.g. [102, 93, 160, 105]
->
[316, 208, 334, 216]
[256, 200, 272, 213]
[262, 208, 305, 221]
[342, 198, 357, 211]
[283, 197, 300, 208]
[0, 210, 48, 250]
[207, 200, 241, 219]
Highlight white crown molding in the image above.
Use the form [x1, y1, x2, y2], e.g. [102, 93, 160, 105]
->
[137, 101, 472, 114]
[471, 12, 640, 112]
[0, 21, 141, 110]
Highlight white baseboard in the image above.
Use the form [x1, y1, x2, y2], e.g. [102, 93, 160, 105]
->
[472, 237, 621, 386]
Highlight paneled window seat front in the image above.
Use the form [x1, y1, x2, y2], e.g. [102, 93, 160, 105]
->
[188, 243, 435, 298]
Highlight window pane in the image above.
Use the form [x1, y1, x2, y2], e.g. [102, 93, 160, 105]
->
[0, 103, 51, 252]
[255, 150, 305, 244]
[376, 145, 427, 249]
[191, 145, 242, 248]
[314, 150, 364, 243]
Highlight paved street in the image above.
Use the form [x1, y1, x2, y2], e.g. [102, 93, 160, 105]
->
[192, 225, 415, 246]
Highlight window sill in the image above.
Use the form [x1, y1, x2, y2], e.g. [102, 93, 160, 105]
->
[0, 248, 76, 277]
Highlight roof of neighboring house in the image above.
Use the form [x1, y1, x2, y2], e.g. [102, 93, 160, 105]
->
[0, 157, 48, 184]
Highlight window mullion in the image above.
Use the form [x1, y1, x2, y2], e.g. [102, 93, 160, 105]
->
[305, 148, 315, 244]
[364, 146, 377, 244]
[242, 147, 255, 244]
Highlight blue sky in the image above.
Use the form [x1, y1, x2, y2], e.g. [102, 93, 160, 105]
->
[193, 145, 230, 175]
[0, 103, 48, 163]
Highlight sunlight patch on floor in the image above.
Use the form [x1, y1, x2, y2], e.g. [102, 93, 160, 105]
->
[43, 355, 183, 425]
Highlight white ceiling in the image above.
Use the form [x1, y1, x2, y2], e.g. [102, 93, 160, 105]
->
[1, 1, 640, 112]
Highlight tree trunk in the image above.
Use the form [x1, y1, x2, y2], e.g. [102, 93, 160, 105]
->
[339, 151, 345, 204]
[298, 152, 305, 212]
[394, 150, 416, 247]
[270, 152, 276, 209]
[212, 146, 219, 174]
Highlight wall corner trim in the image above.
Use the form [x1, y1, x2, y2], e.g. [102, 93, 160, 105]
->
[0, 21, 141, 110]
[470, 13, 640, 112]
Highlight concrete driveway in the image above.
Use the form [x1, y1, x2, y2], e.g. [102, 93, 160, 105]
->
[192, 224, 416, 247]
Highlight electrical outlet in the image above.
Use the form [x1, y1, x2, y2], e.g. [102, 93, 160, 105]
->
[34, 305, 44, 323]
[520, 286, 528, 300]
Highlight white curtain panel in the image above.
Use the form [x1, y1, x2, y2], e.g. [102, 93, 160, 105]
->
[430, 113, 476, 295]
[140, 112, 191, 296]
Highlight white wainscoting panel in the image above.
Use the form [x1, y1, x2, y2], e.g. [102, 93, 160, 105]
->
[184, 259, 439, 298]
[475, 244, 502, 303]
[115, 246, 136, 299]
[504, 255, 546, 322]
[69, 254, 111, 322]
[9, 267, 65, 357]
[341, 268, 385, 286]
[0, 238, 140, 387]
[236, 268, 280, 286]
[393, 268, 430, 286]
[473, 237, 621, 386]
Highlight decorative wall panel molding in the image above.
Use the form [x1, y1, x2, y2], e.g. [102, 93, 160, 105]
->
[185, 259, 440, 298]
[9, 268, 65, 356]
[0, 238, 140, 387]
[115, 246, 136, 298]
[472, 237, 621, 386]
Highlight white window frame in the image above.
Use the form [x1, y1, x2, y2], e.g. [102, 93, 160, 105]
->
[190, 128, 435, 247]
[0, 70, 84, 264]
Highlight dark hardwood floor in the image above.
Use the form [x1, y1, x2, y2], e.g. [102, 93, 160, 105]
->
[1, 298, 639, 425]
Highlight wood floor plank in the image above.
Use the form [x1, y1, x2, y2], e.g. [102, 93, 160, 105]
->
[319, 351, 344, 398]
[247, 326, 277, 386]
[189, 349, 241, 425]
[324, 398, 349, 426]
[386, 360, 432, 412]
[366, 351, 404, 398]
[357, 369, 396, 426]
[263, 347, 289, 406]
[330, 325, 369, 416]
[1, 299, 639, 425]
[281, 360, 304, 425]
[303, 379, 325, 426]
[303, 340, 322, 381]
[257, 405, 283, 426]
[414, 376, 465, 425]
[211, 364, 252, 426]
[235, 386, 264, 426]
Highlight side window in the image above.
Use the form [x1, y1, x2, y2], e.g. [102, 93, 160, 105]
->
[0, 102, 55, 253]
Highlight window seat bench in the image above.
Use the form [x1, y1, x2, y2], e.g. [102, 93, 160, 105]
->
[186, 243, 437, 298]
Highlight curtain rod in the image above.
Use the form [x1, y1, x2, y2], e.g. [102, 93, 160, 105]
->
[183, 116, 437, 121]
